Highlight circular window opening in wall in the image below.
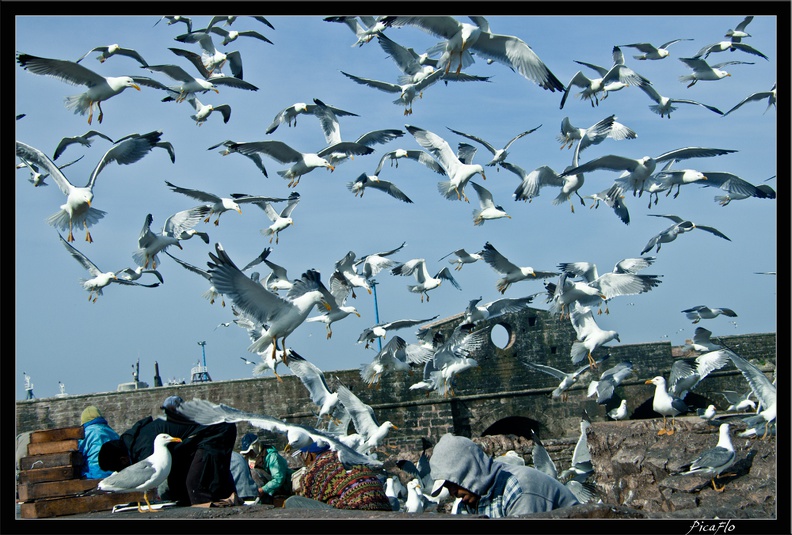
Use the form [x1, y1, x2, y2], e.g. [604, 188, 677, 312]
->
[490, 322, 513, 350]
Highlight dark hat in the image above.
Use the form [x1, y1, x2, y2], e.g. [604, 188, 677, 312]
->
[240, 432, 259, 454]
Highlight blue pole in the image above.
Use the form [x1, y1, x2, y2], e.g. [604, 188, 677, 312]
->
[371, 280, 382, 351]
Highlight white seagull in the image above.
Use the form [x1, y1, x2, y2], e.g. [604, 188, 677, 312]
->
[335, 383, 398, 453]
[185, 95, 231, 125]
[608, 399, 629, 420]
[53, 130, 114, 160]
[286, 350, 340, 422]
[252, 191, 301, 244]
[724, 349, 776, 439]
[373, 148, 447, 176]
[569, 302, 620, 368]
[480, 241, 559, 294]
[241, 248, 293, 293]
[470, 181, 511, 225]
[438, 248, 482, 271]
[557, 115, 637, 160]
[175, 398, 382, 469]
[405, 124, 486, 202]
[637, 82, 725, 118]
[206, 25, 273, 46]
[16, 154, 83, 188]
[58, 233, 160, 302]
[133, 206, 211, 269]
[559, 146, 737, 197]
[618, 39, 693, 60]
[340, 68, 445, 116]
[16, 53, 165, 124]
[446, 124, 541, 170]
[164, 181, 286, 226]
[560, 46, 650, 108]
[722, 82, 776, 116]
[208, 139, 269, 177]
[16, 131, 165, 242]
[265, 101, 358, 135]
[75, 44, 149, 67]
[98, 433, 182, 512]
[356, 315, 439, 349]
[462, 294, 537, 326]
[207, 243, 331, 362]
[390, 258, 462, 302]
[642, 214, 731, 255]
[381, 16, 565, 92]
[644, 375, 689, 435]
[305, 271, 361, 339]
[681, 305, 738, 324]
[360, 335, 433, 388]
[164, 251, 225, 307]
[347, 173, 414, 204]
[226, 139, 374, 187]
[154, 16, 192, 33]
[324, 16, 388, 47]
[677, 57, 753, 87]
[523, 360, 599, 401]
[143, 62, 258, 102]
[353, 242, 407, 281]
[680, 423, 737, 492]
[587, 360, 635, 404]
[684, 327, 723, 353]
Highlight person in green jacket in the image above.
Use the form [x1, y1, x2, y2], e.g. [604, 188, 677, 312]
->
[243, 438, 293, 503]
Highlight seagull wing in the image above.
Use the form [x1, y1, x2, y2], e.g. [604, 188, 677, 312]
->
[164, 180, 220, 203]
[695, 224, 731, 241]
[162, 205, 211, 237]
[447, 128, 497, 155]
[16, 141, 73, 196]
[341, 71, 402, 94]
[59, 232, 102, 277]
[230, 140, 304, 164]
[175, 398, 381, 468]
[88, 131, 163, 188]
[287, 351, 335, 409]
[481, 242, 520, 275]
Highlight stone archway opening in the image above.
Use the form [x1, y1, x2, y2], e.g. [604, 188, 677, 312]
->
[481, 415, 541, 441]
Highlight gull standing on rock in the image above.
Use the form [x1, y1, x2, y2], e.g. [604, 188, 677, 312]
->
[680, 423, 736, 492]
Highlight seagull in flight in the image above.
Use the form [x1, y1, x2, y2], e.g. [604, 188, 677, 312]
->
[164, 181, 286, 226]
[357, 315, 439, 349]
[391, 258, 462, 302]
[75, 44, 149, 67]
[405, 124, 486, 202]
[305, 271, 361, 339]
[677, 57, 753, 87]
[16, 53, 166, 125]
[208, 139, 269, 177]
[682, 305, 738, 324]
[470, 181, 511, 225]
[722, 82, 776, 116]
[248, 191, 301, 244]
[462, 295, 537, 326]
[347, 173, 414, 204]
[133, 206, 211, 269]
[175, 398, 382, 468]
[287, 350, 341, 422]
[523, 360, 600, 401]
[618, 39, 693, 60]
[724, 349, 776, 439]
[641, 214, 731, 255]
[438, 248, 482, 271]
[381, 16, 565, 92]
[16, 131, 165, 242]
[58, 233, 160, 302]
[164, 251, 225, 306]
[341, 68, 445, 116]
[446, 124, 541, 170]
[560, 46, 650, 109]
[335, 383, 398, 453]
[53, 130, 114, 160]
[207, 243, 331, 363]
[265, 101, 358, 135]
[373, 148, 446, 176]
[480, 241, 559, 294]
[637, 83, 724, 118]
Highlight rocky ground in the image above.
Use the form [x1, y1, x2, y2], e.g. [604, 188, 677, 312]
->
[16, 416, 782, 529]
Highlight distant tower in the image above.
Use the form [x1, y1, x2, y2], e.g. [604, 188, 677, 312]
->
[23, 372, 35, 400]
[191, 341, 212, 383]
[153, 361, 163, 387]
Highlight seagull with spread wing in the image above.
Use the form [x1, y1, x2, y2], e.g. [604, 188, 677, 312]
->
[246, 191, 300, 245]
[357, 315, 439, 350]
[75, 44, 149, 67]
[287, 350, 341, 422]
[16, 52, 166, 124]
[637, 82, 725, 118]
[405, 124, 486, 202]
[470, 181, 511, 225]
[133, 206, 211, 269]
[677, 57, 753, 88]
[447, 125, 541, 171]
[53, 130, 114, 160]
[360, 335, 433, 388]
[265, 101, 358, 135]
[164, 181, 286, 226]
[58, 233, 160, 302]
[462, 295, 537, 326]
[164, 251, 224, 306]
[335, 383, 398, 453]
[207, 243, 331, 363]
[305, 271, 361, 339]
[341, 68, 445, 116]
[524, 360, 602, 401]
[175, 398, 381, 468]
[381, 16, 564, 91]
[16, 131, 165, 242]
[390, 258, 462, 302]
[723, 82, 776, 116]
[618, 39, 693, 60]
[438, 248, 482, 271]
[480, 241, 559, 294]
[641, 214, 731, 255]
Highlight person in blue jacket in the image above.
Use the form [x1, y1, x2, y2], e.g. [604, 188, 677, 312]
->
[77, 405, 120, 479]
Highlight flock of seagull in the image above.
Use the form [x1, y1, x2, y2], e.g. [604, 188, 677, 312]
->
[16, 13, 777, 505]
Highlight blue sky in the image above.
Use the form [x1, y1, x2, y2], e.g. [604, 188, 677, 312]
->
[15, 12, 780, 399]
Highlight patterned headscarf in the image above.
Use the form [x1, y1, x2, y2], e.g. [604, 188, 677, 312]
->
[299, 451, 391, 510]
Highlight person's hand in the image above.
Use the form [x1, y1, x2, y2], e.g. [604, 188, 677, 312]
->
[258, 489, 274, 504]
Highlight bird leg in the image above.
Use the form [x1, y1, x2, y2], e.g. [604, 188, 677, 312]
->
[84, 222, 94, 243]
[587, 352, 598, 370]
[97, 101, 105, 124]
[711, 477, 728, 492]
[666, 416, 677, 436]
[273, 370, 283, 383]
[657, 416, 668, 435]
[326, 326, 333, 340]
[570, 202, 575, 214]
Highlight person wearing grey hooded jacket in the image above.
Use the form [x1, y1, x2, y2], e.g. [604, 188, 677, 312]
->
[429, 433, 579, 517]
